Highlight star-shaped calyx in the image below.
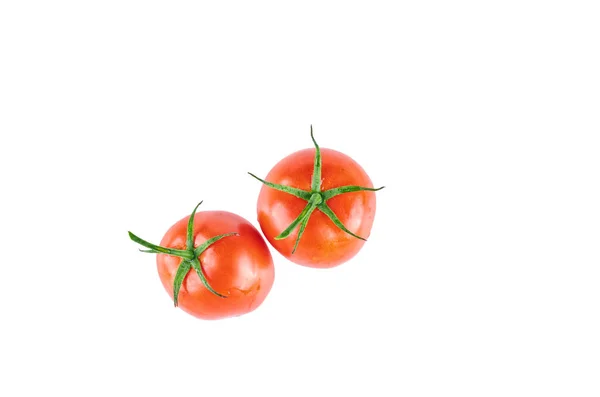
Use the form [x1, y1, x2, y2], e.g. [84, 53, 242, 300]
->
[249, 126, 385, 254]
[128, 201, 238, 305]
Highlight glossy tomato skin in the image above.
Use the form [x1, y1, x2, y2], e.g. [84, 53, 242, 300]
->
[257, 148, 377, 268]
[157, 211, 274, 320]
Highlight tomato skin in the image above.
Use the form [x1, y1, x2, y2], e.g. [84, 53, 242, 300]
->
[257, 148, 377, 268]
[157, 211, 274, 320]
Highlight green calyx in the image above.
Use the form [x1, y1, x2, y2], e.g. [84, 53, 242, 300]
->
[249, 126, 385, 254]
[128, 201, 238, 306]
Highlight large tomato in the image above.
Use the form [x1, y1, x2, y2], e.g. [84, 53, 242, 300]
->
[249, 127, 383, 268]
[129, 202, 274, 320]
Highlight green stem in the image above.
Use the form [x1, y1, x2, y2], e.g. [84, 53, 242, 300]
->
[248, 172, 311, 200]
[318, 202, 366, 241]
[322, 185, 385, 201]
[274, 201, 315, 240]
[128, 232, 193, 259]
[187, 201, 203, 250]
[194, 233, 238, 256]
[173, 260, 192, 307]
[190, 258, 228, 298]
[310, 125, 322, 192]
[292, 206, 316, 254]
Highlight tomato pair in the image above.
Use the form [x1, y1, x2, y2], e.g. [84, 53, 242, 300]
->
[129, 127, 384, 320]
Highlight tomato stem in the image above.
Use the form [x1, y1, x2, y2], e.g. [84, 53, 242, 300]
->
[187, 201, 203, 250]
[310, 125, 322, 192]
[128, 232, 194, 259]
[247, 172, 311, 200]
[317, 202, 366, 241]
[322, 185, 385, 200]
[194, 232, 239, 256]
[190, 257, 228, 298]
[172, 260, 192, 307]
[274, 193, 321, 241]
[129, 201, 238, 305]
[249, 126, 385, 254]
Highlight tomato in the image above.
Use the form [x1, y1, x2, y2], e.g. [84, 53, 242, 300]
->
[249, 127, 384, 268]
[129, 202, 274, 320]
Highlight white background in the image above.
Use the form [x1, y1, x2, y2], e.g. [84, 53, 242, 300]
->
[1, 1, 599, 396]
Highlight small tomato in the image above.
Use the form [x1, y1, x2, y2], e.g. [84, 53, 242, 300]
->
[250, 127, 384, 268]
[129, 202, 275, 320]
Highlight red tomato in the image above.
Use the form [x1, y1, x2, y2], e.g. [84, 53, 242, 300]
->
[129, 203, 274, 320]
[249, 127, 383, 268]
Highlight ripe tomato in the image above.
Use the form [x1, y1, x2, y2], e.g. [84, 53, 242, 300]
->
[129, 202, 274, 320]
[249, 127, 383, 268]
